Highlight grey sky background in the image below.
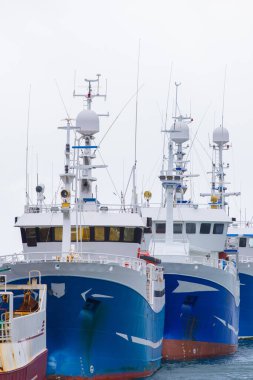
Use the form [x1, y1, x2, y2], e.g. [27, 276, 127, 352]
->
[0, 0, 251, 254]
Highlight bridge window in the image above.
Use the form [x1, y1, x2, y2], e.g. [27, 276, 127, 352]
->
[26, 228, 37, 247]
[156, 223, 165, 233]
[200, 223, 211, 234]
[54, 227, 63, 242]
[173, 223, 183, 234]
[124, 228, 135, 242]
[213, 224, 224, 234]
[109, 227, 120, 242]
[186, 223, 196, 234]
[94, 227, 105, 241]
[39, 228, 52, 242]
[20, 228, 27, 243]
[239, 238, 247, 248]
[239, 237, 247, 247]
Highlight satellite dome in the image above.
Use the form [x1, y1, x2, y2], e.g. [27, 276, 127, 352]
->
[76, 109, 99, 136]
[213, 126, 229, 144]
[170, 121, 189, 144]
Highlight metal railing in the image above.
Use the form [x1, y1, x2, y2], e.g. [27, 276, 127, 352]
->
[0, 251, 148, 276]
[239, 256, 253, 263]
[161, 254, 237, 277]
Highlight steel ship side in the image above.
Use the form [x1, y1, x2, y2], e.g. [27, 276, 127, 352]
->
[1, 253, 165, 379]
[0, 273, 47, 379]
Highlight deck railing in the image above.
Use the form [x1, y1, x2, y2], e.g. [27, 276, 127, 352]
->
[0, 251, 148, 276]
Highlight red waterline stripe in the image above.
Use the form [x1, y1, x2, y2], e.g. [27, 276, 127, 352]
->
[47, 368, 154, 380]
[162, 339, 237, 360]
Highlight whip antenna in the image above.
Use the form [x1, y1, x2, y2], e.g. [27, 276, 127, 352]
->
[131, 39, 141, 212]
[221, 65, 227, 130]
[25, 84, 31, 207]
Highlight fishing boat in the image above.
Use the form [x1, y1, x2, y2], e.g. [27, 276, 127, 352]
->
[226, 223, 253, 339]
[0, 271, 47, 379]
[141, 84, 239, 360]
[0, 75, 165, 378]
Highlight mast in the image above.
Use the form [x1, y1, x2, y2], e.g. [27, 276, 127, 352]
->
[200, 126, 240, 209]
[73, 75, 108, 211]
[58, 118, 76, 253]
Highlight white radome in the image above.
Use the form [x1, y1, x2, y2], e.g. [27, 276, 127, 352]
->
[213, 126, 229, 144]
[170, 121, 189, 144]
[76, 109, 100, 136]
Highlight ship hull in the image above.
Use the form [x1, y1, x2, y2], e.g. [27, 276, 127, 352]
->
[6, 261, 164, 379]
[0, 349, 47, 380]
[162, 263, 239, 360]
[238, 264, 253, 339]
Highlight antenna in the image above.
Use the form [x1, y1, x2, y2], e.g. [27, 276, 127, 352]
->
[131, 39, 141, 212]
[74, 74, 108, 113]
[25, 85, 31, 207]
[174, 82, 181, 119]
[221, 66, 227, 130]
[161, 63, 173, 205]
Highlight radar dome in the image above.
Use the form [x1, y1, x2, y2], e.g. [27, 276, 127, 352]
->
[170, 121, 189, 144]
[76, 109, 99, 136]
[213, 126, 229, 144]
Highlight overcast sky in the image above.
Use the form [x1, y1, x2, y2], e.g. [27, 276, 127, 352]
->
[0, 0, 252, 254]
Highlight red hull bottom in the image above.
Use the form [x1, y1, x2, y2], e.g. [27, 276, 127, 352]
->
[47, 369, 154, 380]
[162, 339, 237, 360]
[0, 349, 47, 380]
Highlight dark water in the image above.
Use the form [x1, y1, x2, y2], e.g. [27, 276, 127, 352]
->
[149, 341, 253, 379]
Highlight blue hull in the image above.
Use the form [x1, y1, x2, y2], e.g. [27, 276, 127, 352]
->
[12, 275, 164, 378]
[238, 273, 253, 338]
[163, 273, 239, 360]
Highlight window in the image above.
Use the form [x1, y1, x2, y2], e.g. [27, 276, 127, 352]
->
[54, 227, 63, 242]
[134, 227, 143, 244]
[186, 223, 196, 234]
[200, 223, 211, 234]
[39, 228, 52, 242]
[239, 237, 247, 247]
[249, 238, 253, 248]
[156, 223, 165, 233]
[109, 227, 120, 242]
[124, 228, 135, 242]
[82, 227, 90, 241]
[213, 224, 224, 235]
[94, 227, 105, 241]
[173, 223, 183, 234]
[20, 228, 27, 243]
[26, 228, 37, 247]
[71, 228, 78, 242]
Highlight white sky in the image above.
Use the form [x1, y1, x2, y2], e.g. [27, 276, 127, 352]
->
[0, 0, 252, 254]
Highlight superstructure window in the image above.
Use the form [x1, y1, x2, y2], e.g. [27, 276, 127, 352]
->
[54, 227, 63, 242]
[39, 228, 52, 242]
[249, 238, 253, 248]
[173, 223, 183, 234]
[26, 228, 37, 247]
[200, 223, 211, 234]
[94, 227, 105, 241]
[239, 237, 247, 247]
[186, 223, 196, 234]
[124, 228, 135, 242]
[213, 224, 224, 235]
[109, 227, 120, 242]
[20, 228, 27, 243]
[156, 223, 165, 233]
[82, 227, 90, 241]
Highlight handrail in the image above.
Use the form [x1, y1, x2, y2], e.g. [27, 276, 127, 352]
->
[0, 251, 148, 276]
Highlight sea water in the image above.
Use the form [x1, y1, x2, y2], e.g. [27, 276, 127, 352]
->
[149, 341, 253, 379]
